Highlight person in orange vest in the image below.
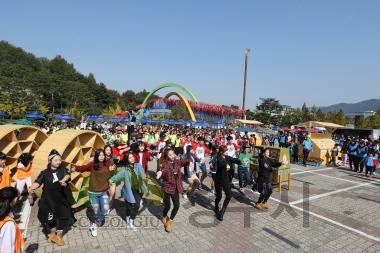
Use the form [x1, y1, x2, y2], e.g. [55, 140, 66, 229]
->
[0, 152, 11, 189]
[0, 187, 24, 253]
[16, 153, 34, 205]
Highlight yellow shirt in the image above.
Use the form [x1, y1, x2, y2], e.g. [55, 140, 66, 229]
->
[121, 134, 129, 143]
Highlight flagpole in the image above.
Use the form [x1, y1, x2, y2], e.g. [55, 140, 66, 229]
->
[242, 48, 250, 120]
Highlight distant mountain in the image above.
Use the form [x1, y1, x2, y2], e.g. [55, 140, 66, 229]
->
[320, 99, 380, 113]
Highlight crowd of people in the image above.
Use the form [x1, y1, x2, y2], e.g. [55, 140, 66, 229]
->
[1, 121, 379, 251]
[331, 135, 380, 177]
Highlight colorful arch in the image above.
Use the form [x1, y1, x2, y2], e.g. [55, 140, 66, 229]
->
[164, 91, 196, 121]
[138, 83, 198, 121]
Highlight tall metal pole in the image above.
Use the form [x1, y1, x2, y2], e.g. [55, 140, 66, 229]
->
[242, 48, 250, 120]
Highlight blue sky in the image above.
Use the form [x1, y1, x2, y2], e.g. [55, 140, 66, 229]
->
[1, 0, 379, 109]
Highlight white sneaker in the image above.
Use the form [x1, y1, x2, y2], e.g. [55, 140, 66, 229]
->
[128, 219, 137, 231]
[138, 199, 145, 211]
[240, 188, 244, 192]
[183, 194, 188, 200]
[126, 216, 130, 224]
[90, 223, 98, 237]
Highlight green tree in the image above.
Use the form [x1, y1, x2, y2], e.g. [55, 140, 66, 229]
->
[356, 116, 366, 128]
[362, 114, 380, 129]
[246, 109, 255, 120]
[281, 108, 303, 126]
[255, 98, 283, 125]
[315, 108, 326, 121]
[310, 106, 318, 121]
[301, 102, 311, 122]
[102, 103, 124, 118]
[335, 109, 346, 126]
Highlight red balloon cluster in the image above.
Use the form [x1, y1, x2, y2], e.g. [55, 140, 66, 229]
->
[136, 98, 243, 117]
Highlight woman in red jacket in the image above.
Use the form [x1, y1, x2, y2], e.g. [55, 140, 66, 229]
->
[156, 148, 188, 233]
[133, 141, 153, 177]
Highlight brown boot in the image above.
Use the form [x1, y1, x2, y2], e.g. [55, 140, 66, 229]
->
[47, 232, 55, 242]
[49, 232, 65, 246]
[161, 216, 169, 227]
[254, 203, 264, 210]
[262, 203, 270, 209]
[165, 219, 173, 233]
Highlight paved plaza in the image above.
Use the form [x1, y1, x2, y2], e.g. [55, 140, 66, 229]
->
[21, 163, 380, 253]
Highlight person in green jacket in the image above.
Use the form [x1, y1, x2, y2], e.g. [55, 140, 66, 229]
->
[109, 153, 148, 230]
[238, 146, 256, 193]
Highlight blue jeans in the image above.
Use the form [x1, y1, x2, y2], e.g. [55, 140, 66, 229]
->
[238, 167, 250, 188]
[89, 190, 110, 225]
[196, 162, 207, 174]
[366, 166, 374, 175]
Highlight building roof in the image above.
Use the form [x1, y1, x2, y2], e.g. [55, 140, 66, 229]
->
[298, 121, 344, 129]
[235, 119, 263, 125]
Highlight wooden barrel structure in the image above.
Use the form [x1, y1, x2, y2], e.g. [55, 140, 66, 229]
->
[32, 129, 105, 208]
[0, 125, 48, 186]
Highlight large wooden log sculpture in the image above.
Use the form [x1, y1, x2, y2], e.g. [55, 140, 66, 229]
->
[32, 129, 105, 208]
[0, 125, 48, 186]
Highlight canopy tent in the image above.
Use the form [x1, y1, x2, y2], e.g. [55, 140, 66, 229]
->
[210, 122, 224, 128]
[25, 112, 46, 121]
[14, 118, 32, 125]
[236, 127, 255, 133]
[85, 115, 105, 122]
[61, 114, 75, 120]
[235, 119, 263, 125]
[56, 114, 76, 121]
[191, 121, 209, 127]
[298, 121, 344, 132]
[107, 117, 124, 123]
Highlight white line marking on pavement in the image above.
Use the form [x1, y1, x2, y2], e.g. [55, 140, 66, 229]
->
[291, 167, 334, 175]
[248, 192, 380, 243]
[289, 182, 373, 205]
[293, 169, 380, 187]
[291, 167, 304, 171]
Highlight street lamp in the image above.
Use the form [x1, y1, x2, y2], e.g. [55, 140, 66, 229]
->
[242, 48, 250, 120]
